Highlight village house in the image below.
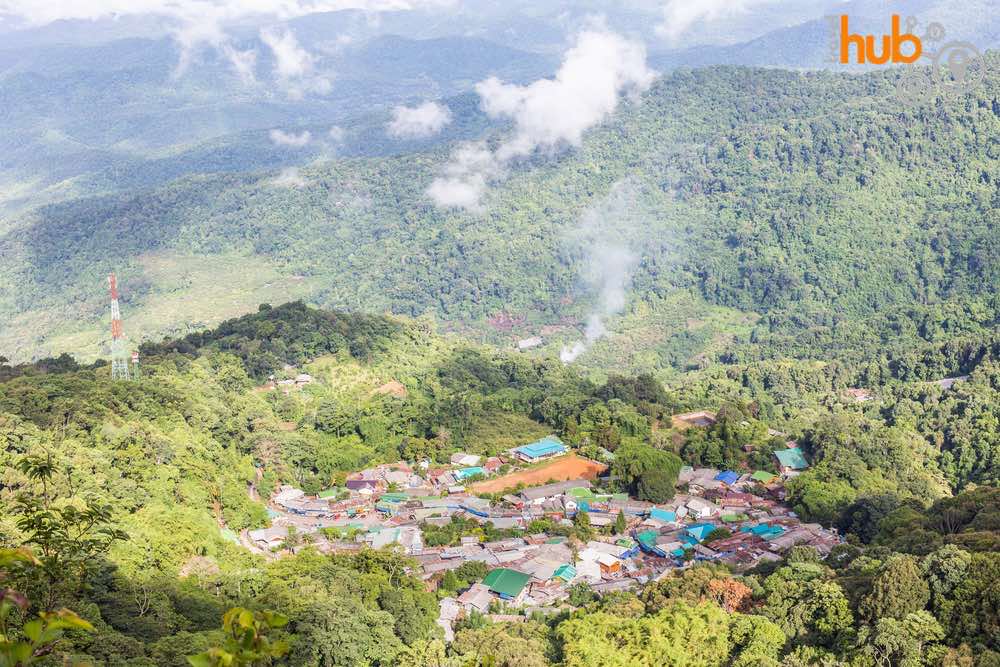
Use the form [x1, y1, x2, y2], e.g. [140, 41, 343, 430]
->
[685, 496, 720, 519]
[248, 526, 291, 550]
[481, 568, 532, 604]
[511, 435, 567, 462]
[521, 479, 591, 504]
[774, 447, 809, 474]
[450, 452, 482, 467]
[457, 583, 493, 614]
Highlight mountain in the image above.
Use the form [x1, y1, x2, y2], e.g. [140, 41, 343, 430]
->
[0, 31, 551, 214]
[2, 58, 998, 374]
[4, 0, 997, 218]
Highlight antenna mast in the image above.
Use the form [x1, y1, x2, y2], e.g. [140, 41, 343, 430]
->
[108, 273, 131, 381]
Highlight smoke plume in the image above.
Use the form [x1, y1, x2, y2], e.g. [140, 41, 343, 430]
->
[560, 180, 646, 363]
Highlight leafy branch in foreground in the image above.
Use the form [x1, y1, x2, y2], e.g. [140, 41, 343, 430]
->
[188, 607, 291, 667]
[0, 547, 94, 667]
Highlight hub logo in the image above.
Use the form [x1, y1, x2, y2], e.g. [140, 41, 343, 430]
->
[827, 14, 984, 102]
[839, 15, 921, 64]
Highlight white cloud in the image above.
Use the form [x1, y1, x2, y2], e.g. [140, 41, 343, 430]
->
[428, 25, 655, 210]
[656, 0, 781, 42]
[328, 126, 345, 142]
[387, 101, 452, 139]
[260, 26, 332, 98]
[269, 129, 312, 147]
[477, 28, 655, 161]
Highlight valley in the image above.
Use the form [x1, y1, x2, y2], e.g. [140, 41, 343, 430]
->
[1, 2, 999, 665]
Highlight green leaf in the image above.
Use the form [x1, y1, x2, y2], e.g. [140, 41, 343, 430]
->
[22, 620, 42, 642]
[262, 611, 289, 628]
[187, 653, 215, 667]
[237, 609, 254, 629]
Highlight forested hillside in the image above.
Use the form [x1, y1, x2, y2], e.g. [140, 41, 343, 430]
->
[1, 303, 998, 665]
[2, 56, 999, 369]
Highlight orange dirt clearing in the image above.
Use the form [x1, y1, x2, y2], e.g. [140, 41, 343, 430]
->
[469, 454, 608, 494]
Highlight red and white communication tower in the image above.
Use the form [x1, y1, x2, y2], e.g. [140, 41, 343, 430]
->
[108, 273, 131, 381]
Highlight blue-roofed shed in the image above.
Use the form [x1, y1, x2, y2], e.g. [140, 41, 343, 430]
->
[714, 470, 740, 485]
[513, 435, 567, 462]
[649, 508, 677, 523]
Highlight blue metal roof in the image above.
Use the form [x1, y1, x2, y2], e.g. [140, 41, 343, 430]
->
[649, 508, 677, 522]
[714, 470, 740, 485]
[455, 466, 486, 480]
[686, 523, 716, 542]
[513, 435, 566, 458]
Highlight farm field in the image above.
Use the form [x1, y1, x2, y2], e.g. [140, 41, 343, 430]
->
[470, 454, 608, 494]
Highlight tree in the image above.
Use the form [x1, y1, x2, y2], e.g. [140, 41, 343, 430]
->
[860, 555, 930, 622]
[558, 601, 783, 667]
[567, 583, 596, 607]
[287, 599, 403, 666]
[939, 552, 1000, 649]
[573, 510, 593, 540]
[449, 621, 550, 667]
[611, 443, 682, 503]
[395, 639, 454, 667]
[837, 493, 907, 544]
[921, 545, 972, 632]
[760, 566, 852, 645]
[377, 588, 436, 646]
[857, 611, 945, 667]
[614, 510, 627, 535]
[707, 578, 753, 613]
[729, 614, 785, 667]
[13, 454, 128, 609]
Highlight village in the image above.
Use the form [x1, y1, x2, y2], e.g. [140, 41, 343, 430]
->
[244, 415, 841, 640]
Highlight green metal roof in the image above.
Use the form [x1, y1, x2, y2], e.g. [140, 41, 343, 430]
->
[482, 568, 531, 597]
[751, 470, 777, 483]
[636, 529, 658, 545]
[774, 448, 809, 470]
[553, 564, 576, 581]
